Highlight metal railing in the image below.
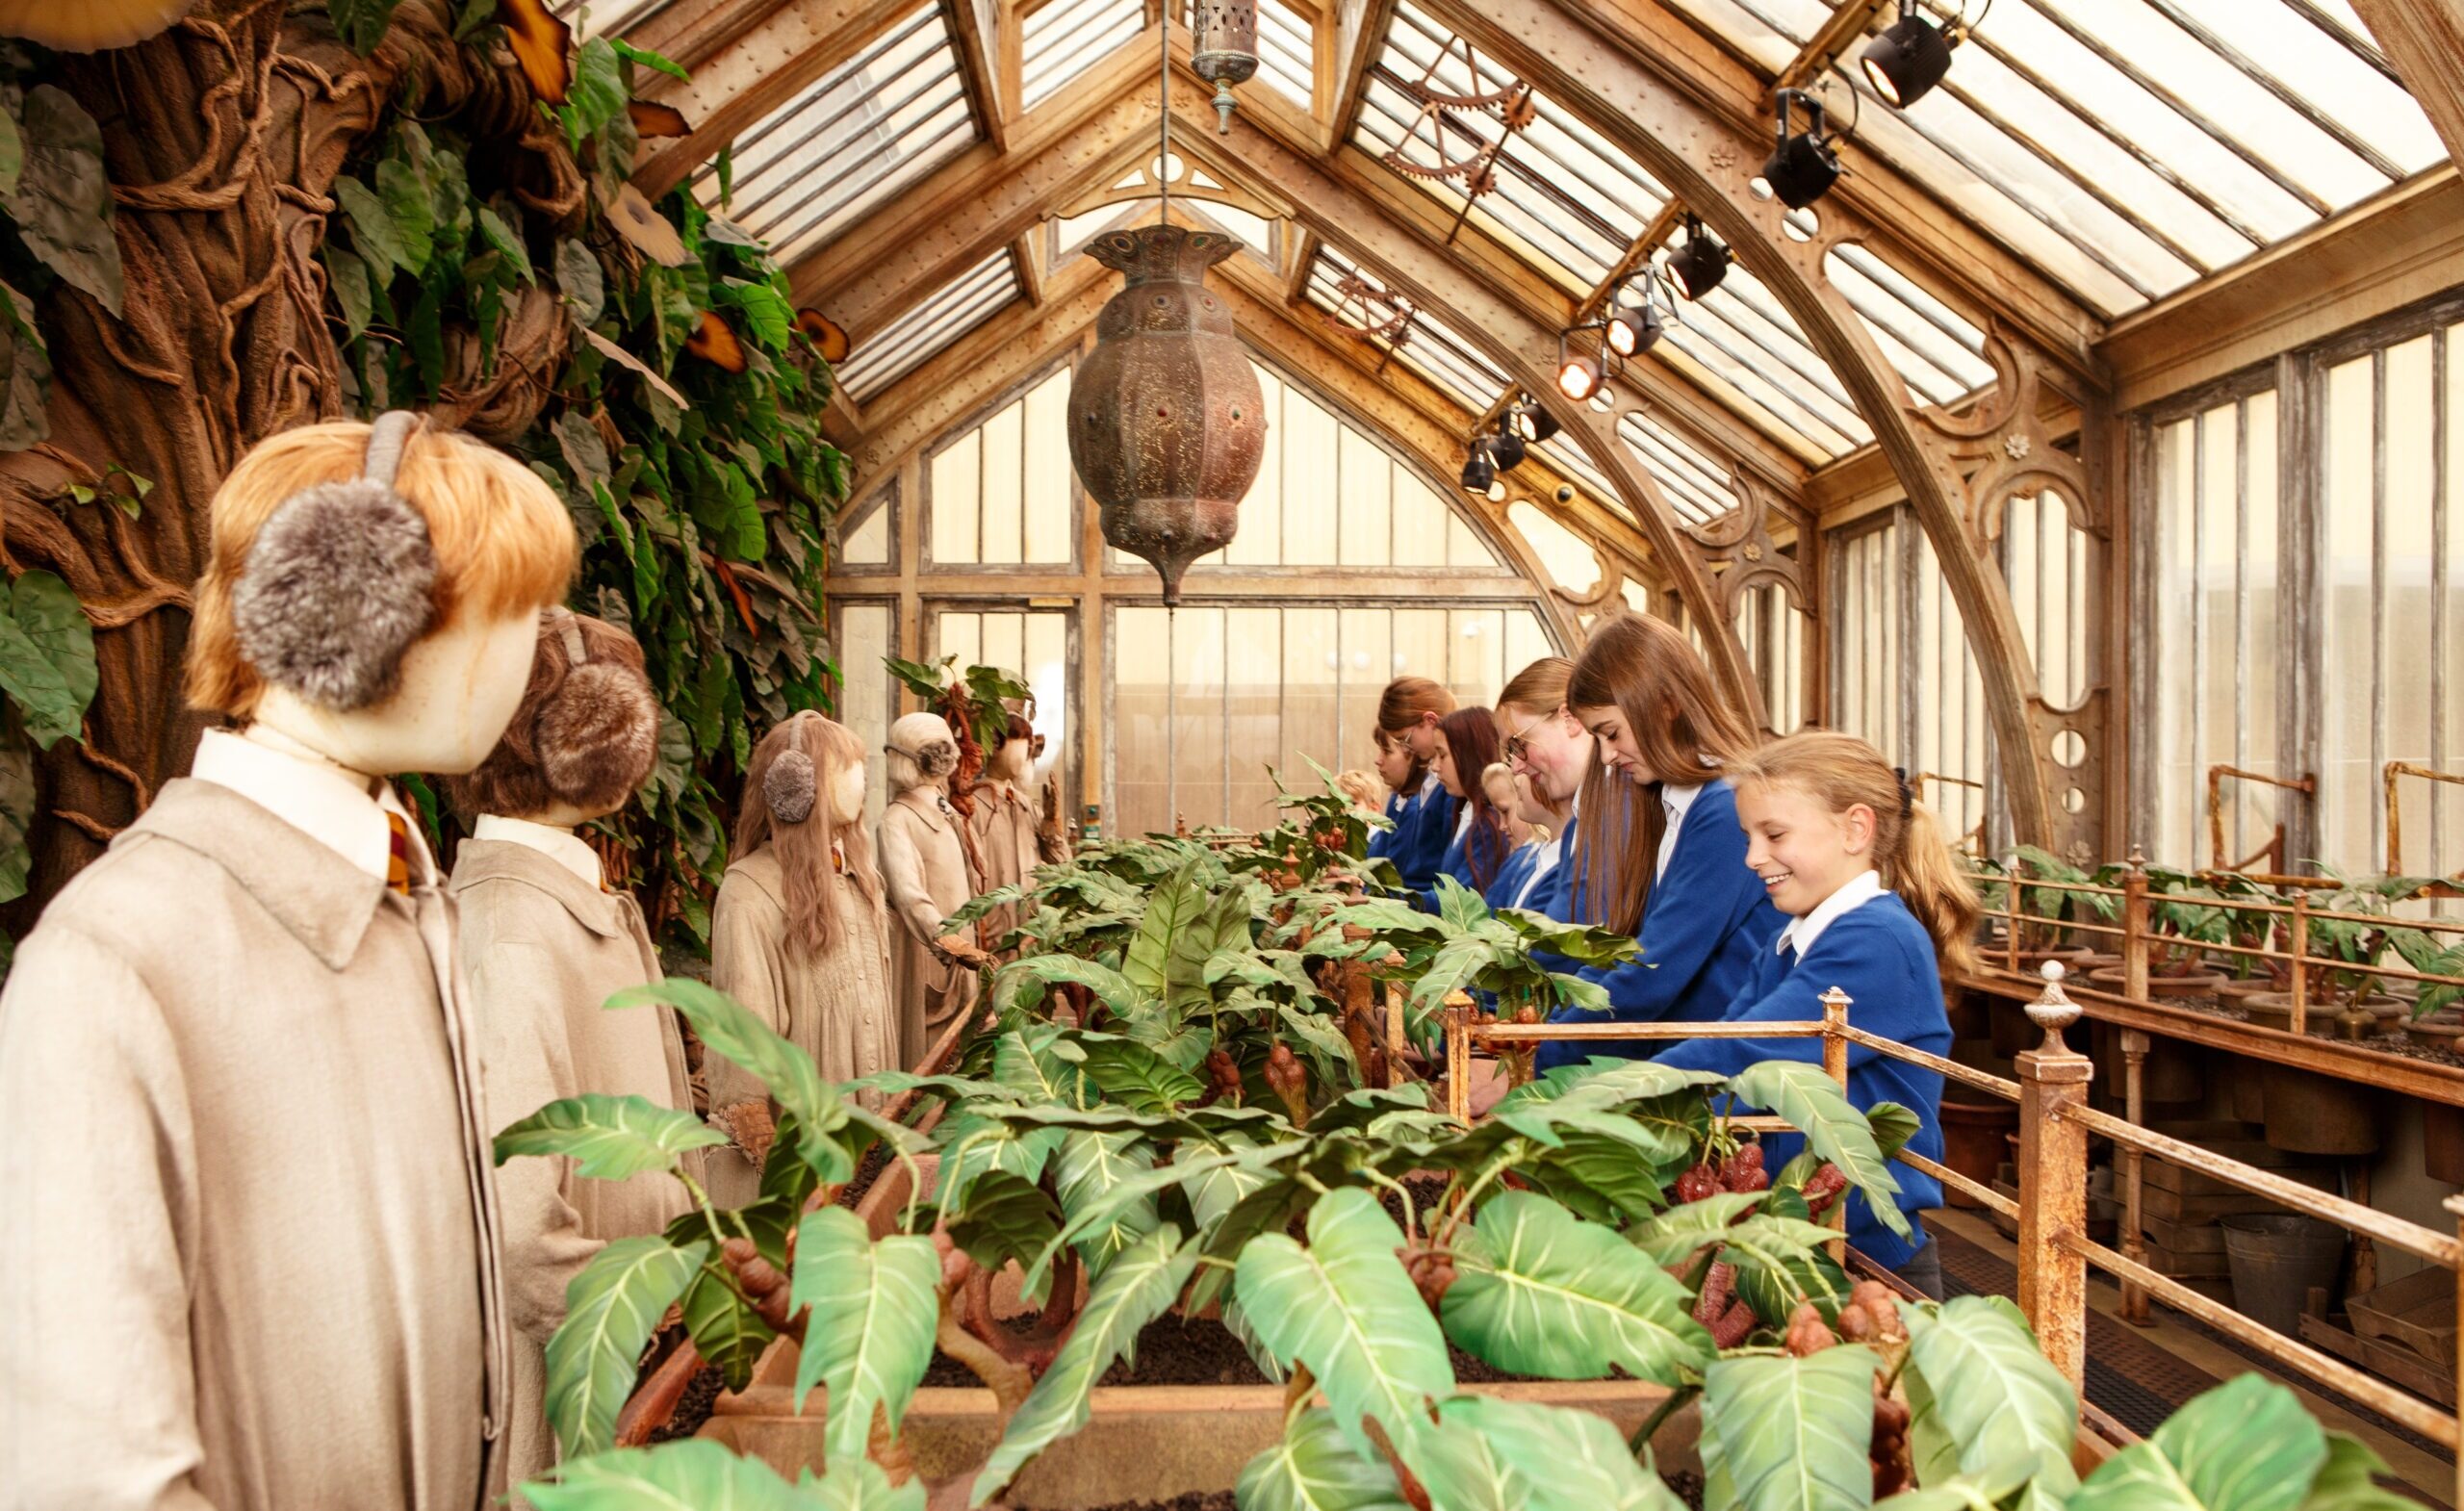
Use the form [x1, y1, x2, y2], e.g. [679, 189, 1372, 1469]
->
[1439, 967, 2464, 1504]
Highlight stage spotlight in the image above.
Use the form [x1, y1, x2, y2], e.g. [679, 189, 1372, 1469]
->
[1459, 439, 1497, 497]
[1508, 396, 1560, 444]
[1490, 421, 1528, 471]
[1861, 4, 1957, 108]
[1667, 215, 1731, 300]
[1764, 89, 1843, 209]
[1605, 279, 1665, 357]
[1556, 339, 1603, 402]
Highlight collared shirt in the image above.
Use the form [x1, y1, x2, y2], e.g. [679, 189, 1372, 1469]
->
[1775, 867, 1888, 962]
[1657, 781, 1704, 884]
[473, 813, 604, 889]
[192, 728, 434, 885]
[1511, 834, 1561, 909]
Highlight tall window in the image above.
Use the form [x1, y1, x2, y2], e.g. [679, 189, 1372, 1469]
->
[929, 365, 1077, 566]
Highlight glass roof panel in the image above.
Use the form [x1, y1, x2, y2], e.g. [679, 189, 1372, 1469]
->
[555, 0, 675, 38]
[1256, 0, 1315, 111]
[1823, 244, 1994, 408]
[691, 2, 979, 267]
[1302, 245, 1510, 415]
[1620, 412, 1736, 525]
[1054, 198, 1279, 266]
[1022, 0, 1144, 112]
[837, 250, 1022, 403]
[1663, 0, 2444, 317]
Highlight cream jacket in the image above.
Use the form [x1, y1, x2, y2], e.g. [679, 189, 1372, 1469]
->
[968, 781, 1042, 940]
[705, 847, 902, 1206]
[0, 778, 505, 1511]
[879, 788, 980, 1067]
[449, 834, 697, 1493]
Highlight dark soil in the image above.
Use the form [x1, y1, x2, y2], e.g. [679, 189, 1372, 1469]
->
[836, 1142, 893, 1209]
[1066, 1495, 1238, 1511]
[645, 1363, 725, 1444]
[2178, 1000, 2250, 1022]
[1664, 1470, 1707, 1511]
[2359, 1030, 2462, 1066]
[920, 1313, 1515, 1389]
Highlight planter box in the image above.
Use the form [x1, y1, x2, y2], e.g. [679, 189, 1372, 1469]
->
[702, 1380, 1697, 1508]
[2345, 1268, 2458, 1368]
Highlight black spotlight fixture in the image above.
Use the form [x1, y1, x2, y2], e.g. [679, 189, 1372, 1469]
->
[1555, 332, 1604, 402]
[1459, 437, 1498, 498]
[1763, 89, 1844, 210]
[1861, 2, 1959, 109]
[1489, 418, 1528, 471]
[1666, 214, 1731, 300]
[1605, 272, 1667, 357]
[1507, 395, 1560, 444]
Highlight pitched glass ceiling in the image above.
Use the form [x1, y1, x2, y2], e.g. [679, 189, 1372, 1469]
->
[1255, 0, 1316, 112]
[1662, 0, 2446, 316]
[689, 2, 979, 267]
[1352, 3, 1983, 462]
[1023, 0, 1145, 111]
[836, 250, 1023, 404]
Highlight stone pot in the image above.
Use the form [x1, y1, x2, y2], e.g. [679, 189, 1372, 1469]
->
[2243, 991, 2401, 1037]
[2401, 1010, 2464, 1055]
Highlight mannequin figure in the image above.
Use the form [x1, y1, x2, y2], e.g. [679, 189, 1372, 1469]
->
[445, 608, 693, 1496]
[880, 711, 991, 1065]
[0, 414, 575, 1509]
[704, 711, 904, 1206]
[968, 710, 1041, 941]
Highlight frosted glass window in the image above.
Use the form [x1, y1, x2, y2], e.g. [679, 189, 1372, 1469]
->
[2001, 492, 2093, 710]
[932, 608, 1072, 803]
[1735, 580, 1806, 735]
[829, 602, 896, 827]
[1255, 0, 1314, 110]
[1022, 0, 1142, 111]
[840, 487, 894, 567]
[1110, 603, 1554, 835]
[927, 366, 1078, 566]
[1506, 499, 1600, 596]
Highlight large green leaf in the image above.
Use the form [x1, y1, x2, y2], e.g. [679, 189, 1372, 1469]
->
[992, 1024, 1092, 1108]
[7, 88, 122, 316]
[1436, 1395, 1690, 1511]
[678, 1248, 779, 1394]
[790, 1207, 940, 1458]
[1049, 1128, 1164, 1276]
[1403, 1413, 1525, 1511]
[1003, 955, 1145, 1018]
[1720, 1214, 1854, 1325]
[612, 979, 853, 1184]
[1439, 1192, 1712, 1383]
[0, 569, 97, 749]
[1899, 1296, 2077, 1498]
[494, 1092, 724, 1181]
[809, 1456, 930, 1511]
[1873, 1458, 2046, 1511]
[1520, 1132, 1676, 1225]
[931, 1112, 1065, 1215]
[0, 277, 48, 451]
[2298, 1432, 2413, 1511]
[1625, 1192, 1768, 1263]
[1075, 1036, 1206, 1114]
[1700, 1346, 1878, 1511]
[1234, 1187, 1454, 1461]
[2067, 1375, 2326, 1511]
[1239, 1407, 1411, 1511]
[1503, 1057, 1729, 1114]
[1725, 1062, 1908, 1239]
[971, 1224, 1196, 1505]
[1177, 1131, 1275, 1231]
[544, 1236, 706, 1458]
[1124, 864, 1210, 995]
[528, 1440, 835, 1509]
[944, 1169, 1063, 1275]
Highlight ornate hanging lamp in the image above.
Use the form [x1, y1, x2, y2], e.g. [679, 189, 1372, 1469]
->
[1066, 0, 1266, 606]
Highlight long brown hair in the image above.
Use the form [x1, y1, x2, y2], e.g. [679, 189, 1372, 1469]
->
[1731, 731, 1980, 979]
[1566, 615, 1757, 935]
[736, 711, 881, 960]
[1438, 706, 1511, 891]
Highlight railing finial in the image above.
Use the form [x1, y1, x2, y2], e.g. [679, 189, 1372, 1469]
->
[2026, 960, 2083, 1053]
[2126, 842, 2148, 873]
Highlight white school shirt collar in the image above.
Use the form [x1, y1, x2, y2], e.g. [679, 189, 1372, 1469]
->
[1776, 868, 1888, 960]
[474, 813, 605, 889]
[1511, 834, 1561, 909]
[1418, 770, 1444, 800]
[1655, 781, 1705, 883]
[192, 727, 434, 885]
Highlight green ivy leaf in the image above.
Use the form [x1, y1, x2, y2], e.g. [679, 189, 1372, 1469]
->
[476, 203, 535, 284]
[609, 36, 693, 80]
[0, 568, 97, 749]
[322, 245, 373, 341]
[0, 727, 33, 905]
[567, 38, 629, 142]
[544, 1236, 706, 1458]
[0, 278, 49, 451]
[557, 239, 606, 324]
[1440, 1191, 1713, 1383]
[7, 87, 123, 316]
[492, 1091, 724, 1180]
[789, 1206, 940, 1458]
[723, 277, 793, 348]
[328, 0, 403, 52]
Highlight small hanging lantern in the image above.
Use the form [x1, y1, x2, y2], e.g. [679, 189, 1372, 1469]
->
[1190, 0, 1260, 132]
[1068, 225, 1267, 605]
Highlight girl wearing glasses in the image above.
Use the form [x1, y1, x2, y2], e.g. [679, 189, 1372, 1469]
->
[1489, 656, 1585, 923]
[1544, 616, 1784, 1073]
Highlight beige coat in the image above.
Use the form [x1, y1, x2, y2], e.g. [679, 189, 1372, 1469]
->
[880, 788, 981, 1067]
[449, 837, 697, 1494]
[0, 779, 504, 1511]
[706, 847, 902, 1205]
[969, 781, 1042, 939]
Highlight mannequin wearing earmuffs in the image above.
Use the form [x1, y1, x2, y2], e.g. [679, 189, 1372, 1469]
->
[0, 415, 574, 1509]
[880, 711, 991, 1066]
[702, 711, 902, 1207]
[444, 608, 694, 1496]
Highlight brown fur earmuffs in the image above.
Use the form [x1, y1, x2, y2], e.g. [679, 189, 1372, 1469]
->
[446, 608, 659, 820]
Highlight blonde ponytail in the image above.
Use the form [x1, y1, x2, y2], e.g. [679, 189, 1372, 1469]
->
[1729, 731, 1980, 985]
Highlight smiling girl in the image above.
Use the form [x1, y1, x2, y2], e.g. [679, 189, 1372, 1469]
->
[1538, 616, 1784, 1071]
[1653, 730, 1980, 1295]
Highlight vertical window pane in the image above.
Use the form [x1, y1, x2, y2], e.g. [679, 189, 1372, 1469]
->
[1339, 427, 1393, 565]
[2322, 353, 2379, 870]
[1023, 367, 1075, 563]
[1171, 606, 1227, 830]
[842, 487, 894, 565]
[1283, 392, 1340, 565]
[1116, 606, 1174, 837]
[979, 403, 1024, 564]
[1227, 365, 1285, 566]
[832, 602, 895, 828]
[931, 431, 981, 564]
[1227, 606, 1285, 827]
[1392, 469, 1449, 568]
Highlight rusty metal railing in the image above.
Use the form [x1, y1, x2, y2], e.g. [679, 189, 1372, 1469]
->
[2206, 764, 2316, 882]
[2386, 762, 2464, 888]
[1439, 966, 2464, 1504]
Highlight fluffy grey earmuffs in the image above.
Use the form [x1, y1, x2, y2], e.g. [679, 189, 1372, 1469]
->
[765, 749, 817, 825]
[231, 410, 440, 711]
[537, 611, 659, 812]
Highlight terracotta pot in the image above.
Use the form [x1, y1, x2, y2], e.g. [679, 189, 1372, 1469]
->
[2246, 991, 2402, 1037]
[2086, 965, 2228, 1000]
[2401, 1010, 2464, 1055]
[1938, 1096, 2019, 1208]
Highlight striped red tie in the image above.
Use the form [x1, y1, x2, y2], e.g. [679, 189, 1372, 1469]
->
[385, 810, 414, 896]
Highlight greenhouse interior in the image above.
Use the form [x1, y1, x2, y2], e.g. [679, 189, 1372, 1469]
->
[4, 0, 2464, 1505]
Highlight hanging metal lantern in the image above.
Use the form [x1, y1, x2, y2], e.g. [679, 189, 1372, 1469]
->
[1190, 0, 1259, 132]
[1069, 223, 1266, 606]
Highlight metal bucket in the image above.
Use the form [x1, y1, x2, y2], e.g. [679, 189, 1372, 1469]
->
[2220, 1214, 2347, 1337]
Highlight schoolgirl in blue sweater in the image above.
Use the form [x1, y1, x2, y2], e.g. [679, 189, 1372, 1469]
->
[1363, 728, 1419, 867]
[1419, 707, 1513, 910]
[1490, 657, 1584, 922]
[1654, 730, 1982, 1297]
[1479, 763, 1556, 914]
[1372, 677, 1461, 897]
[1537, 616, 1784, 1073]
